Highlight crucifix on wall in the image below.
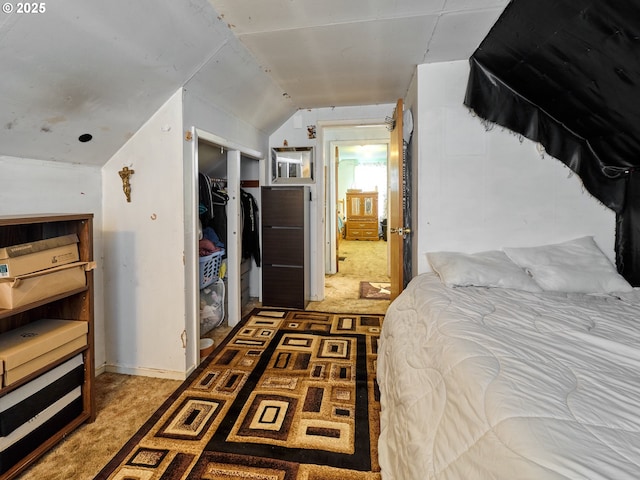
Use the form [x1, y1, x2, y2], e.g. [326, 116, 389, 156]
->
[118, 166, 134, 202]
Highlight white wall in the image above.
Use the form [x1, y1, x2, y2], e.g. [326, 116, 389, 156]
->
[101, 87, 271, 380]
[102, 89, 188, 379]
[415, 61, 615, 274]
[184, 90, 268, 156]
[0, 156, 104, 368]
[270, 105, 394, 299]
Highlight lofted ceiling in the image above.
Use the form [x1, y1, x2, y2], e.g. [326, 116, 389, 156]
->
[207, 0, 508, 108]
[0, 0, 507, 166]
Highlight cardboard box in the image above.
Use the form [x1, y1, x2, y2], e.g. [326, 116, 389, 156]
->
[0, 234, 79, 278]
[3, 337, 86, 386]
[0, 262, 89, 310]
[0, 319, 88, 387]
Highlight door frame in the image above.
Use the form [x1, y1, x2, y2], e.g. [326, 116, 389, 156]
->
[188, 127, 262, 369]
[388, 99, 404, 300]
[325, 136, 390, 276]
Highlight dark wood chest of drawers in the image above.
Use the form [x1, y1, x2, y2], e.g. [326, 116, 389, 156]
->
[261, 187, 309, 309]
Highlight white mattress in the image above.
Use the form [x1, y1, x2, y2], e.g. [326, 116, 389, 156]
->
[377, 273, 640, 480]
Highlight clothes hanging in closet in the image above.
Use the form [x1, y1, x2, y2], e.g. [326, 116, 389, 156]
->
[210, 183, 228, 248]
[199, 173, 228, 250]
[241, 189, 261, 266]
[198, 173, 214, 222]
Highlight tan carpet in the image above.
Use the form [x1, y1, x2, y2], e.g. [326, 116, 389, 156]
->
[17, 373, 182, 480]
[307, 240, 390, 314]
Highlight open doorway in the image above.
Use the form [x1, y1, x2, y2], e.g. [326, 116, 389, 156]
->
[337, 143, 390, 292]
[309, 135, 391, 313]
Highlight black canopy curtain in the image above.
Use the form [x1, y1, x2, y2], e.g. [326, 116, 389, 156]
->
[463, 0, 640, 285]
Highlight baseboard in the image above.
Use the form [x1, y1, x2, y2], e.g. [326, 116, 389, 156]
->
[103, 364, 189, 381]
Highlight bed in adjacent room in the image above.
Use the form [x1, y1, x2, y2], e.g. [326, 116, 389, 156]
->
[377, 237, 640, 480]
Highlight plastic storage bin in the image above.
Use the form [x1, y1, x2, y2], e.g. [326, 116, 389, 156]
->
[200, 278, 225, 334]
[199, 249, 224, 289]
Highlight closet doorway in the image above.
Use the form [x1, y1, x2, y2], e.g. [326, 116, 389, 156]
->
[192, 128, 262, 334]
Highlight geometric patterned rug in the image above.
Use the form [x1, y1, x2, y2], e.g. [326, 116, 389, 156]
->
[94, 309, 383, 479]
[359, 282, 391, 300]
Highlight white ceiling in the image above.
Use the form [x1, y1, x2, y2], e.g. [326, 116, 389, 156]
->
[209, 0, 509, 108]
[338, 144, 389, 165]
[0, 0, 507, 166]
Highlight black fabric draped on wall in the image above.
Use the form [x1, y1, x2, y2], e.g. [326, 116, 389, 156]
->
[465, 58, 639, 284]
[463, 0, 640, 285]
[616, 172, 640, 285]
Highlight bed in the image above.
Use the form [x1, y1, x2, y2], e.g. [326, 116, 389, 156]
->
[377, 237, 640, 480]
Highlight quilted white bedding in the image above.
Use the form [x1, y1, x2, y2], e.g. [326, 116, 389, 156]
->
[377, 273, 640, 480]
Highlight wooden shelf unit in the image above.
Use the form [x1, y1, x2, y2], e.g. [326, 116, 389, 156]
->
[345, 191, 379, 241]
[0, 214, 95, 480]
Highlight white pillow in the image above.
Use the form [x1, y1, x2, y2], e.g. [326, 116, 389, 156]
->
[427, 250, 542, 292]
[503, 236, 633, 293]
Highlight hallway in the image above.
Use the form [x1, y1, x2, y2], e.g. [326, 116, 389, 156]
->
[306, 239, 390, 314]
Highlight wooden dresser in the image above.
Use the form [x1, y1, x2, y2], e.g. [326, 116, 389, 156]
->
[345, 191, 379, 241]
